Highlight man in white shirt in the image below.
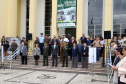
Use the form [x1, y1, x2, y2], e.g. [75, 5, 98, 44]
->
[39, 33, 45, 55]
[62, 34, 69, 43]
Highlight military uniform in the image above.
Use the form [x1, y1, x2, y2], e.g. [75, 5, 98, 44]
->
[11, 43, 18, 59]
[60, 41, 65, 61]
[43, 46, 49, 66]
[24, 41, 28, 47]
[44, 38, 49, 45]
[35, 40, 40, 45]
[62, 46, 69, 67]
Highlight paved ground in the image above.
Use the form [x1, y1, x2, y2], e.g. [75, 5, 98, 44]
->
[0, 69, 112, 84]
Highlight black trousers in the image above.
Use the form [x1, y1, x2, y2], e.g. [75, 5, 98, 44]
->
[49, 44, 51, 56]
[39, 43, 44, 55]
[118, 77, 126, 84]
[21, 53, 27, 64]
[52, 54, 57, 66]
[82, 57, 88, 68]
[111, 56, 115, 65]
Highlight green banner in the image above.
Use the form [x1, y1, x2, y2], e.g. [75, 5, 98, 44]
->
[57, 0, 76, 28]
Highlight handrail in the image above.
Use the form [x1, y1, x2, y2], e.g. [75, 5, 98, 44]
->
[4, 48, 20, 60]
[4, 47, 20, 69]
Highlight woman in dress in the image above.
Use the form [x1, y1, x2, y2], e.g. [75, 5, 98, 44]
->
[33, 44, 41, 65]
[3, 38, 9, 56]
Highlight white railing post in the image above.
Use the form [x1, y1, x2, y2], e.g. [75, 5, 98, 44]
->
[1, 46, 4, 64]
[105, 45, 106, 64]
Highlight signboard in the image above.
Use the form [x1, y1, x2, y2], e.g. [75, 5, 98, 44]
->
[89, 47, 96, 63]
[57, 0, 76, 28]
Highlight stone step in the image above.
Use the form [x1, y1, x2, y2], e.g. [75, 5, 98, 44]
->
[1, 55, 108, 75]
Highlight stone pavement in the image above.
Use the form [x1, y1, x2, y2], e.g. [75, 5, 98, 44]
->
[0, 69, 112, 84]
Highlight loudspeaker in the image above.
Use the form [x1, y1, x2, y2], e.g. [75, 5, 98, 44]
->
[26, 33, 32, 40]
[104, 31, 111, 39]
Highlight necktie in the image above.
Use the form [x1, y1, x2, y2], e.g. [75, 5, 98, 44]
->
[54, 45, 55, 49]
[72, 40, 73, 44]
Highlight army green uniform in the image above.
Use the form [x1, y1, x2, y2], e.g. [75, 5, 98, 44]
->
[11, 43, 18, 59]
[43, 46, 49, 66]
[62, 46, 69, 67]
[24, 41, 28, 47]
[44, 38, 49, 45]
[35, 40, 39, 46]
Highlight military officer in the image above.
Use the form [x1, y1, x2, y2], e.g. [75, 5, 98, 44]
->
[62, 42, 69, 67]
[43, 43, 49, 66]
[11, 39, 18, 60]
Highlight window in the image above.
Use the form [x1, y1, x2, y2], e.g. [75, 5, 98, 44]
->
[88, 0, 103, 38]
[26, 0, 29, 35]
[113, 0, 126, 38]
[45, 0, 52, 36]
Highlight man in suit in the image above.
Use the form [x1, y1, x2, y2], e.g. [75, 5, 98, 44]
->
[69, 36, 77, 60]
[20, 42, 28, 65]
[51, 35, 59, 46]
[72, 43, 78, 68]
[81, 43, 89, 68]
[51, 41, 59, 67]
[43, 43, 49, 66]
[62, 42, 69, 67]
[80, 33, 87, 44]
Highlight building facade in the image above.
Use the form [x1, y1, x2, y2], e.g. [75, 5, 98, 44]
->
[0, 0, 126, 50]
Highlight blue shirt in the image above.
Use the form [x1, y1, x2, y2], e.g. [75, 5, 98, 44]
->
[87, 40, 91, 46]
[39, 36, 45, 43]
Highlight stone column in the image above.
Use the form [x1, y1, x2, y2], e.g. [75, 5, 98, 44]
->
[76, 0, 84, 43]
[29, 0, 38, 54]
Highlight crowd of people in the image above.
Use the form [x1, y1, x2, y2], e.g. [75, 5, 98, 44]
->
[108, 36, 126, 84]
[1, 33, 126, 84]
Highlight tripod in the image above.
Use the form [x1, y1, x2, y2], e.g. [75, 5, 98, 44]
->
[88, 47, 98, 77]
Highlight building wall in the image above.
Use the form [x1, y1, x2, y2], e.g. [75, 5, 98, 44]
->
[0, 0, 18, 38]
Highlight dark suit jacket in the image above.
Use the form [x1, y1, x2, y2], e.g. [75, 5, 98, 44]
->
[51, 39, 59, 45]
[113, 56, 121, 66]
[20, 46, 27, 56]
[81, 46, 89, 57]
[72, 47, 78, 57]
[51, 45, 59, 55]
[80, 37, 87, 44]
[69, 40, 77, 49]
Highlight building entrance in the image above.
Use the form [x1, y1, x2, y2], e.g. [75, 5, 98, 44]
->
[65, 28, 76, 40]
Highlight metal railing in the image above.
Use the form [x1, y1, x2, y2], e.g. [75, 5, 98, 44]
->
[4, 48, 20, 69]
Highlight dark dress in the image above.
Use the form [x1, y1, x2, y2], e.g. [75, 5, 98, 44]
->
[34, 55, 39, 60]
[3, 41, 9, 51]
[90, 40, 94, 47]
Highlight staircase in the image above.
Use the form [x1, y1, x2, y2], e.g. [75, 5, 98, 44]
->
[2, 55, 108, 75]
